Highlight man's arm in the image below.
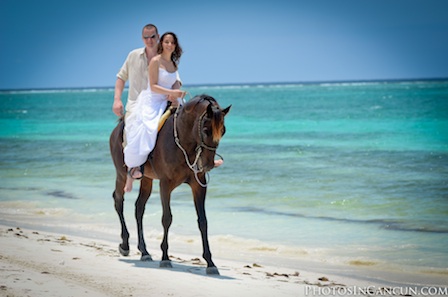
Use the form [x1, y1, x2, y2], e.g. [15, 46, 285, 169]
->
[113, 78, 126, 116]
[167, 80, 184, 106]
[172, 80, 182, 90]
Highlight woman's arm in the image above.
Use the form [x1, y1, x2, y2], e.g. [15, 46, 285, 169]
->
[148, 57, 184, 98]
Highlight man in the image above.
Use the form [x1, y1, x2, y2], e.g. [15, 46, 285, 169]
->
[112, 24, 181, 119]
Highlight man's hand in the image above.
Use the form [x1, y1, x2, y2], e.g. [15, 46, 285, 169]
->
[113, 100, 124, 116]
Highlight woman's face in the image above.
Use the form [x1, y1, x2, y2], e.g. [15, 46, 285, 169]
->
[161, 34, 176, 54]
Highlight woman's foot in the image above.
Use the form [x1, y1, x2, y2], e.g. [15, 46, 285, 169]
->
[129, 167, 143, 179]
[124, 167, 143, 192]
[124, 176, 134, 192]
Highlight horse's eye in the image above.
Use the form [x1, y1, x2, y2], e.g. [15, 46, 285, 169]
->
[203, 127, 211, 136]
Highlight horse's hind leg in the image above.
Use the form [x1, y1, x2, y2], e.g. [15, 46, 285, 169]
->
[191, 183, 219, 275]
[113, 187, 130, 256]
[110, 119, 130, 256]
[135, 177, 153, 261]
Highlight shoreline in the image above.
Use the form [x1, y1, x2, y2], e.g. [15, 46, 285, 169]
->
[1, 223, 447, 297]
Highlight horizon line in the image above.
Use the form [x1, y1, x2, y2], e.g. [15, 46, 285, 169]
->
[1, 77, 447, 92]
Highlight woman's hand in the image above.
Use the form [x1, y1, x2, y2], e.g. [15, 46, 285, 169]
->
[168, 90, 186, 106]
[171, 89, 186, 99]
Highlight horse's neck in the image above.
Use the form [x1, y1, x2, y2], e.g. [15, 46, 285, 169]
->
[177, 111, 198, 148]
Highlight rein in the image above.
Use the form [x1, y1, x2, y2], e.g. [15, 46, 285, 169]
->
[173, 102, 222, 187]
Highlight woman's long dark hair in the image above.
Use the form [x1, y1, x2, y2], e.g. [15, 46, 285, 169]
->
[157, 32, 183, 69]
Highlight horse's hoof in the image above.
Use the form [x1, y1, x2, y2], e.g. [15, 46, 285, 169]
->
[118, 244, 129, 256]
[140, 254, 153, 261]
[160, 260, 173, 268]
[206, 266, 220, 275]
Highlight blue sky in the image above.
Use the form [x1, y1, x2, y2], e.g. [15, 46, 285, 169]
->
[1, 0, 448, 89]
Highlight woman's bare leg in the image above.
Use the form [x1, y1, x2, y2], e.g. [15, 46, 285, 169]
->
[124, 167, 142, 192]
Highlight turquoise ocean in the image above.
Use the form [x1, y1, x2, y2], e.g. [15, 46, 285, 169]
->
[1, 80, 447, 283]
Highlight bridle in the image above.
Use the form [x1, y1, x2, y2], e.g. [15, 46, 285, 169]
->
[173, 100, 223, 187]
[197, 110, 219, 152]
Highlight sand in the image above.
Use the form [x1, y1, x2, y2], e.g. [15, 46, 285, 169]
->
[1, 224, 446, 297]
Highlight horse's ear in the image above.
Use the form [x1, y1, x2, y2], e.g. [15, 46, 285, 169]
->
[206, 103, 214, 117]
[222, 105, 232, 116]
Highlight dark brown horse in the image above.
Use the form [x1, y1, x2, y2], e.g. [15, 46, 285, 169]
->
[109, 94, 231, 275]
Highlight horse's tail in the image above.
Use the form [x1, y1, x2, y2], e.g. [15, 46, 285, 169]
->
[109, 115, 125, 147]
[109, 114, 125, 165]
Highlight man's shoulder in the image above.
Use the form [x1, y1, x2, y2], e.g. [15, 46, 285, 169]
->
[128, 47, 145, 56]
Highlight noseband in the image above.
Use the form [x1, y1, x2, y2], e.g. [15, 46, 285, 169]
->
[173, 100, 222, 187]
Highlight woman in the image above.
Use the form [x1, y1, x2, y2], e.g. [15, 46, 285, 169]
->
[124, 32, 186, 192]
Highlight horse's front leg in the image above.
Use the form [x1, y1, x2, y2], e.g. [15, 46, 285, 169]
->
[135, 177, 153, 261]
[191, 182, 219, 275]
[159, 180, 173, 268]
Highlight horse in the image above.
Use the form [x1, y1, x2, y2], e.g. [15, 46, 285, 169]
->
[109, 94, 231, 275]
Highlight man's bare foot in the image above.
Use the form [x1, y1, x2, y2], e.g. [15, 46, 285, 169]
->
[214, 159, 224, 167]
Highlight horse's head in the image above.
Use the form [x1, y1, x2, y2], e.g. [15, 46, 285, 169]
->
[182, 94, 231, 172]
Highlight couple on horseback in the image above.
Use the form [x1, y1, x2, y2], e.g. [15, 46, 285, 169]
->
[109, 24, 231, 274]
[112, 24, 222, 193]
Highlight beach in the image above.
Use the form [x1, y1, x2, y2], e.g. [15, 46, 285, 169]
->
[2, 224, 447, 297]
[0, 224, 345, 297]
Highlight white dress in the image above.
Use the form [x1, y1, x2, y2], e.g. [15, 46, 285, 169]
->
[124, 68, 179, 168]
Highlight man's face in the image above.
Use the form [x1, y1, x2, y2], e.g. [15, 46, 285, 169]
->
[142, 27, 158, 49]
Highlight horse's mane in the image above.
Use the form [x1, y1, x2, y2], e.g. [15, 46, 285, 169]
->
[185, 94, 224, 143]
[210, 104, 224, 143]
[185, 94, 217, 110]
